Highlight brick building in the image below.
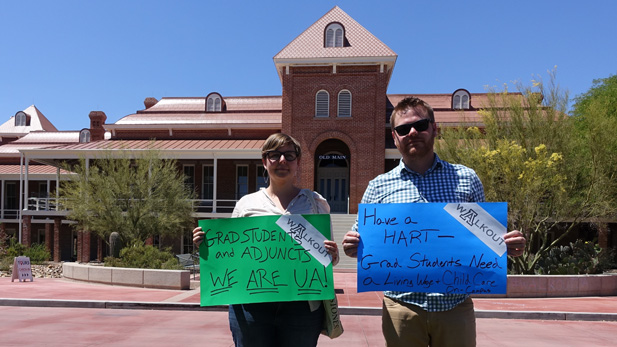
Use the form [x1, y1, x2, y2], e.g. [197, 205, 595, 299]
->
[0, 7, 495, 262]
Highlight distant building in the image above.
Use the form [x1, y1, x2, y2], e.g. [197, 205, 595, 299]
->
[0, 7, 491, 262]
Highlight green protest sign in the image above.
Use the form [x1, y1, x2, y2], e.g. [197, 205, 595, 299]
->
[199, 214, 335, 306]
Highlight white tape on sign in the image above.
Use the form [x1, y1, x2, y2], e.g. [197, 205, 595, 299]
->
[276, 215, 332, 267]
[443, 203, 507, 256]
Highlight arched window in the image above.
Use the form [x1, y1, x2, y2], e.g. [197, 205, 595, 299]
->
[452, 90, 471, 110]
[206, 94, 222, 112]
[15, 111, 27, 126]
[338, 90, 352, 117]
[325, 23, 344, 47]
[315, 90, 329, 117]
[79, 129, 91, 143]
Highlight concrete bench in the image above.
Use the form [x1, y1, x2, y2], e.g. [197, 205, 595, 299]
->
[62, 262, 190, 290]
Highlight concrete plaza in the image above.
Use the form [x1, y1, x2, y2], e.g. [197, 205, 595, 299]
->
[1, 272, 616, 346]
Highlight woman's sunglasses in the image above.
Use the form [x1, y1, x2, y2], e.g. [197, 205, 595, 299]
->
[394, 119, 433, 136]
[265, 151, 298, 161]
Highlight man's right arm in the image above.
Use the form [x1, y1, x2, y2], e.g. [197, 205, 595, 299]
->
[342, 179, 379, 258]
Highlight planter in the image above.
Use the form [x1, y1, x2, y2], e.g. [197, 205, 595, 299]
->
[475, 273, 617, 298]
[62, 262, 190, 290]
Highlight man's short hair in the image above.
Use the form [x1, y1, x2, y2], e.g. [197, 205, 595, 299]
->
[390, 96, 435, 129]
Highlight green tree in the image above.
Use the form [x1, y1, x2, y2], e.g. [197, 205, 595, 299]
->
[572, 73, 617, 221]
[436, 71, 608, 274]
[60, 149, 195, 248]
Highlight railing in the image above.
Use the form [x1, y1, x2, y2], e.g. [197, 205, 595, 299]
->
[27, 197, 63, 211]
[0, 197, 238, 219]
[1, 209, 20, 219]
[190, 199, 237, 214]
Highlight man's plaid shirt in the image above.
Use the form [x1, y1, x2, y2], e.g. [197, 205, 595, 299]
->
[352, 155, 485, 312]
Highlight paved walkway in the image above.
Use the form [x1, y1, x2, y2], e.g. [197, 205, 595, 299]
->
[2, 272, 617, 346]
[2, 272, 617, 319]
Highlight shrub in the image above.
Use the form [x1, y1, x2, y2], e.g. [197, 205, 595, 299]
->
[3, 239, 50, 264]
[0, 257, 13, 272]
[535, 240, 616, 275]
[23, 243, 52, 264]
[0, 239, 51, 271]
[104, 244, 182, 270]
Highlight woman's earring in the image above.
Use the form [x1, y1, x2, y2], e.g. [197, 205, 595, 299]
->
[263, 168, 269, 184]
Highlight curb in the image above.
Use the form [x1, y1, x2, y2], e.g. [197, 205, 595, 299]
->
[2, 298, 616, 322]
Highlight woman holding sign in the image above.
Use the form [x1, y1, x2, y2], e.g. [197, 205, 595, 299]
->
[193, 133, 339, 347]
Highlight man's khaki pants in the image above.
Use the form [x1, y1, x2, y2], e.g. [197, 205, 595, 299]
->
[382, 296, 476, 347]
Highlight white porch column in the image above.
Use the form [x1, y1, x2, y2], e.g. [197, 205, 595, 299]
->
[213, 157, 218, 213]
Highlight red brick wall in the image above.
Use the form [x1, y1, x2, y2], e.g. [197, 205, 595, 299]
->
[281, 64, 390, 213]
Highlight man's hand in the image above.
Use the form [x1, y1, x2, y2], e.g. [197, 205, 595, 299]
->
[342, 231, 360, 258]
[505, 230, 526, 257]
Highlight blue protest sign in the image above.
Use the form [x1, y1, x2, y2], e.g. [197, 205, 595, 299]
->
[357, 203, 508, 295]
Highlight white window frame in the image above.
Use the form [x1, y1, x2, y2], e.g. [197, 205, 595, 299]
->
[236, 165, 249, 200]
[452, 90, 471, 110]
[202, 164, 214, 200]
[79, 129, 91, 143]
[325, 23, 344, 47]
[256, 166, 268, 191]
[337, 90, 352, 117]
[315, 90, 329, 117]
[183, 165, 195, 193]
[207, 95, 222, 112]
[15, 112, 27, 126]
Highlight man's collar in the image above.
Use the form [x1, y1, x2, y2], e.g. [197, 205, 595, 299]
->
[399, 154, 443, 175]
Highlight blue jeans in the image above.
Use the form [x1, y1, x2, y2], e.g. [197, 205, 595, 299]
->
[229, 301, 324, 347]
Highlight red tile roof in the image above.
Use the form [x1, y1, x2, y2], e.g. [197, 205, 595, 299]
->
[0, 143, 62, 155]
[0, 105, 58, 135]
[47, 139, 265, 151]
[274, 6, 396, 60]
[113, 96, 282, 127]
[0, 164, 72, 175]
[114, 112, 281, 126]
[12, 131, 80, 144]
[387, 94, 492, 110]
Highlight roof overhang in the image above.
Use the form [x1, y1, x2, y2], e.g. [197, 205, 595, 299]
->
[19, 147, 263, 162]
[104, 122, 281, 137]
[274, 56, 397, 85]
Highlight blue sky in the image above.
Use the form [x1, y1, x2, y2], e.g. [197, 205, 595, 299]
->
[1, 0, 616, 131]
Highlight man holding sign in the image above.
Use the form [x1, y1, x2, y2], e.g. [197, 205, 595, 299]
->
[342, 97, 526, 347]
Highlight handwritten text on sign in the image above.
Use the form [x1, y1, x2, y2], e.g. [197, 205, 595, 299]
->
[199, 214, 335, 306]
[357, 203, 508, 295]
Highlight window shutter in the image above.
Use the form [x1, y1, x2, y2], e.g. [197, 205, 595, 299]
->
[338, 90, 351, 117]
[453, 95, 461, 109]
[316, 91, 329, 117]
[462, 95, 469, 109]
[335, 29, 343, 47]
[326, 29, 334, 47]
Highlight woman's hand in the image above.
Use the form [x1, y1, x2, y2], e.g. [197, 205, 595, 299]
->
[193, 227, 205, 246]
[324, 240, 339, 266]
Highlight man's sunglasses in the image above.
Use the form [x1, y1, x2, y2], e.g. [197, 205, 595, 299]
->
[394, 119, 433, 136]
[265, 151, 298, 161]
